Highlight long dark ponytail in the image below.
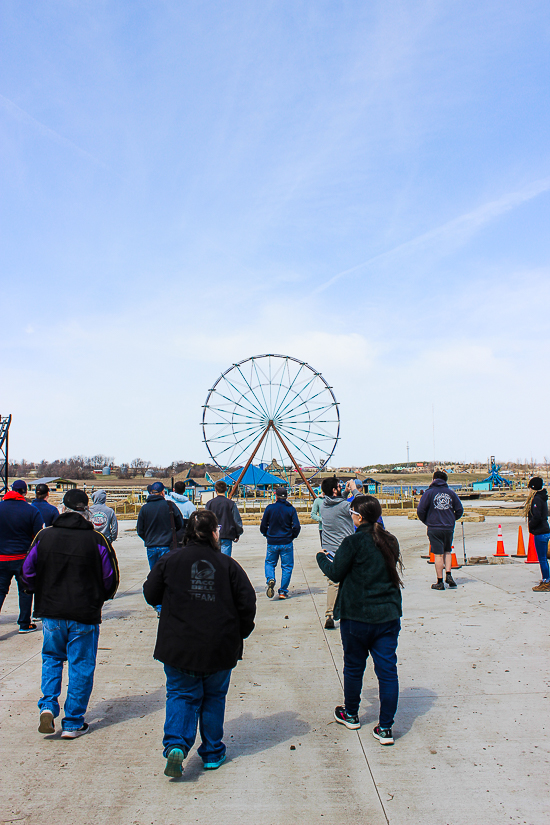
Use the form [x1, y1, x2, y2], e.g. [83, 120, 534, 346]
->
[350, 495, 404, 588]
[184, 510, 220, 552]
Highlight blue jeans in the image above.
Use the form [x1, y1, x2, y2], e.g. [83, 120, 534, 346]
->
[265, 543, 294, 595]
[147, 546, 171, 611]
[340, 618, 400, 728]
[534, 533, 550, 581]
[163, 664, 231, 761]
[0, 558, 33, 627]
[39, 618, 99, 731]
[220, 539, 233, 557]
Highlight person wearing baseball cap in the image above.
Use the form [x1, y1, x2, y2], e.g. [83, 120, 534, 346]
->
[0, 480, 44, 633]
[525, 477, 550, 592]
[260, 486, 300, 599]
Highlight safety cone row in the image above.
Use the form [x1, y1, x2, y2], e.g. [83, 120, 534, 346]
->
[512, 525, 526, 558]
[525, 533, 538, 564]
[494, 524, 509, 557]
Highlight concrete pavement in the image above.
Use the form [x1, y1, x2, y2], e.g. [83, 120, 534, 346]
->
[0, 516, 548, 825]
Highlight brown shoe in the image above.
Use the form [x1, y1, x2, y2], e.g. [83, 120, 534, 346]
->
[532, 581, 550, 592]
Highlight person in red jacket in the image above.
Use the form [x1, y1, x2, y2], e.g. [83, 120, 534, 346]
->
[0, 479, 44, 632]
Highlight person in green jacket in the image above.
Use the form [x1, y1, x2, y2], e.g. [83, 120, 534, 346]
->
[310, 492, 323, 545]
[316, 495, 403, 745]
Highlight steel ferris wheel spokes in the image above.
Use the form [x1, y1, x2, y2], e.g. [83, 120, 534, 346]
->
[202, 354, 340, 489]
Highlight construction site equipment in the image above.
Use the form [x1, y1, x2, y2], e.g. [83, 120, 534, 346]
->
[0, 414, 12, 496]
[202, 355, 340, 499]
[494, 524, 508, 557]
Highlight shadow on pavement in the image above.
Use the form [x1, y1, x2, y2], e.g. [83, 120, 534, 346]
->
[88, 688, 164, 730]
[225, 710, 310, 754]
[359, 686, 437, 738]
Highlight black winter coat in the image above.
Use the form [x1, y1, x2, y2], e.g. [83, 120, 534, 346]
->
[143, 541, 256, 673]
[528, 489, 550, 536]
[136, 495, 183, 548]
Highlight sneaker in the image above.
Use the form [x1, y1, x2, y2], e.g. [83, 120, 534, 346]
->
[334, 705, 360, 730]
[266, 579, 275, 599]
[445, 574, 457, 588]
[431, 582, 445, 590]
[60, 723, 89, 739]
[203, 753, 226, 770]
[532, 581, 550, 592]
[278, 592, 289, 600]
[164, 747, 184, 777]
[324, 616, 335, 629]
[372, 725, 394, 745]
[38, 710, 55, 734]
[18, 623, 38, 634]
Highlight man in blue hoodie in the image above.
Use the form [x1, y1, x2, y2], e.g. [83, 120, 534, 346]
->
[260, 487, 300, 600]
[417, 470, 463, 590]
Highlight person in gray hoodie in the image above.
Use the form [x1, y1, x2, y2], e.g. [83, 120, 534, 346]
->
[319, 477, 357, 629]
[89, 490, 119, 543]
[165, 482, 196, 546]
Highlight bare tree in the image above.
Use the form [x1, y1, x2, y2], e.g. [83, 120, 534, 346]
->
[130, 458, 151, 477]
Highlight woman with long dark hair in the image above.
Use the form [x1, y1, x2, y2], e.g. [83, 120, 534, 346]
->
[524, 477, 550, 592]
[316, 495, 403, 745]
[143, 509, 256, 777]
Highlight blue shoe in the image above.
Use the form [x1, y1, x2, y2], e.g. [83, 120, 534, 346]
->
[203, 753, 226, 770]
[164, 748, 184, 777]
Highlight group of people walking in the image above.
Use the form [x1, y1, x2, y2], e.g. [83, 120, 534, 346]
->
[1, 469, 548, 779]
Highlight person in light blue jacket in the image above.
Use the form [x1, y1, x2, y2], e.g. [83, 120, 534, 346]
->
[166, 482, 196, 545]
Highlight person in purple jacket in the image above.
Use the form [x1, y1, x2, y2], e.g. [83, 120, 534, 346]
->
[22, 489, 119, 739]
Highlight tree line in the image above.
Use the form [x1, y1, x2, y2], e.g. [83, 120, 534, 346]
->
[8, 456, 220, 480]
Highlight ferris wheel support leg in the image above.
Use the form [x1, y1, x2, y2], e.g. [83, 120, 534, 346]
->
[271, 423, 316, 500]
[228, 423, 272, 499]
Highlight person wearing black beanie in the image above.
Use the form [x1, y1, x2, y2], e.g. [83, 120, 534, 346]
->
[525, 477, 550, 592]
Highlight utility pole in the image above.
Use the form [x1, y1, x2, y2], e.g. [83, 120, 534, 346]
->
[406, 441, 410, 467]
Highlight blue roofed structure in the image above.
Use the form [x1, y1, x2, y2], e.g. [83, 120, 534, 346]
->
[222, 464, 288, 489]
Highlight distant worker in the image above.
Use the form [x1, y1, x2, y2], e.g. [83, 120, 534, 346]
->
[319, 477, 356, 629]
[417, 470, 463, 590]
[525, 476, 550, 592]
[205, 481, 243, 556]
[310, 490, 323, 545]
[0, 480, 44, 633]
[137, 483, 184, 594]
[89, 490, 119, 543]
[22, 489, 119, 738]
[166, 481, 196, 546]
[260, 487, 300, 600]
[31, 484, 59, 527]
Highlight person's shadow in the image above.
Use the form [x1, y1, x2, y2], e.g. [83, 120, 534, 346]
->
[88, 688, 165, 731]
[359, 686, 437, 739]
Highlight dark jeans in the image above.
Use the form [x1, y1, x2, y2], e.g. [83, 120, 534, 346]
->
[163, 664, 231, 762]
[340, 618, 400, 728]
[534, 533, 550, 581]
[0, 558, 33, 627]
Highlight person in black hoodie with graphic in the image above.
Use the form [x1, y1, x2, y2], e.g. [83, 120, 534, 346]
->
[417, 470, 463, 590]
[22, 489, 119, 738]
[143, 509, 256, 778]
[525, 476, 550, 592]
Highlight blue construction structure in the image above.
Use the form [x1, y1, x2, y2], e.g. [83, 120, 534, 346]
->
[222, 464, 287, 493]
[472, 457, 513, 491]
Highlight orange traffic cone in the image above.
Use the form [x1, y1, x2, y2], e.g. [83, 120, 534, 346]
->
[512, 525, 526, 558]
[428, 549, 435, 564]
[494, 524, 508, 557]
[525, 533, 538, 564]
[450, 547, 462, 569]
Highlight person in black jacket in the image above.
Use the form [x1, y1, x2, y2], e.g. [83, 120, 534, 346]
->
[143, 509, 256, 778]
[205, 480, 243, 556]
[137, 482, 183, 615]
[417, 471, 463, 590]
[260, 487, 300, 600]
[525, 476, 550, 592]
[21, 489, 119, 739]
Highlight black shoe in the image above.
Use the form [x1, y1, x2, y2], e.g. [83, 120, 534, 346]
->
[324, 616, 335, 629]
[445, 574, 457, 588]
[431, 581, 445, 590]
[266, 579, 275, 599]
[372, 725, 394, 745]
[18, 623, 39, 633]
[334, 706, 360, 730]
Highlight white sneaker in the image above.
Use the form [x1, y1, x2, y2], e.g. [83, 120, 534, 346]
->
[61, 723, 89, 739]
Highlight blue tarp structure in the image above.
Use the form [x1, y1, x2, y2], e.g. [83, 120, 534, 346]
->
[222, 464, 288, 488]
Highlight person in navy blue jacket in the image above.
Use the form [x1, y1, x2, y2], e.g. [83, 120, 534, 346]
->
[260, 487, 300, 600]
[31, 484, 59, 527]
[0, 479, 44, 632]
[417, 471, 463, 591]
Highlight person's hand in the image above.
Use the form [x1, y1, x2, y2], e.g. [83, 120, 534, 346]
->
[349, 480, 357, 492]
[234, 536, 240, 543]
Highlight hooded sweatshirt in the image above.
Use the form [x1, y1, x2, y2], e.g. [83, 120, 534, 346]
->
[89, 490, 119, 542]
[528, 489, 550, 536]
[260, 498, 301, 545]
[320, 495, 354, 559]
[165, 491, 196, 521]
[416, 478, 463, 530]
[0, 492, 44, 559]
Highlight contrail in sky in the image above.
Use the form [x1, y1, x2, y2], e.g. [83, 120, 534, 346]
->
[0, 93, 111, 171]
[313, 175, 550, 295]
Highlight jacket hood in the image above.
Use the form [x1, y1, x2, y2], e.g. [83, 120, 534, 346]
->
[52, 511, 94, 530]
[430, 479, 448, 488]
[323, 495, 348, 508]
[169, 492, 190, 503]
[275, 498, 292, 507]
[91, 490, 107, 505]
[535, 489, 548, 501]
[146, 494, 165, 503]
[3, 491, 27, 502]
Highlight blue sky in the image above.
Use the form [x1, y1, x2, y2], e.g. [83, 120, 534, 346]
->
[1, 0, 549, 467]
